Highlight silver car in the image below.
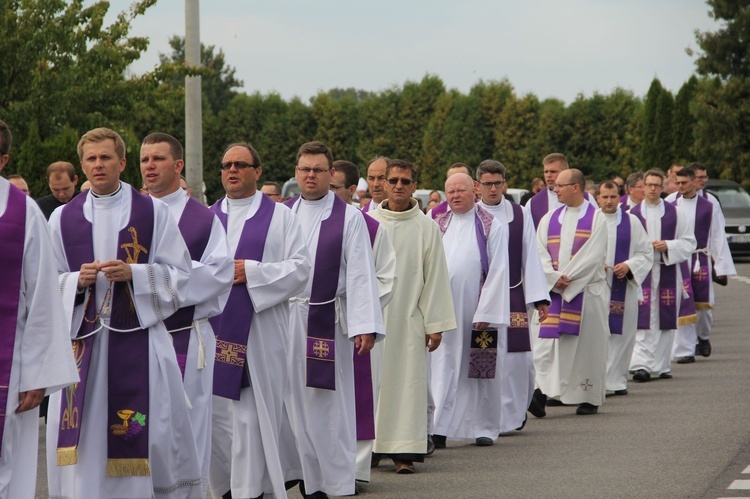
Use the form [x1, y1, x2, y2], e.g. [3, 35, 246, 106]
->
[705, 179, 750, 256]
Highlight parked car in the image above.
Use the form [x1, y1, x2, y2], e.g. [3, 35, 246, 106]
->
[506, 188, 529, 205]
[705, 179, 750, 256]
[281, 178, 300, 200]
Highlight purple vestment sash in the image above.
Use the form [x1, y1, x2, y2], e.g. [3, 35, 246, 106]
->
[689, 195, 713, 310]
[354, 211, 379, 440]
[528, 189, 550, 229]
[209, 194, 275, 400]
[678, 260, 698, 325]
[507, 202, 532, 352]
[608, 212, 631, 335]
[631, 202, 679, 330]
[539, 203, 596, 339]
[361, 201, 372, 213]
[0, 186, 26, 458]
[164, 198, 215, 379]
[58, 186, 154, 476]
[306, 195, 347, 390]
[430, 200, 449, 220]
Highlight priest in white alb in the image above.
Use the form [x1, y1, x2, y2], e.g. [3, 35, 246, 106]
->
[47, 128, 202, 498]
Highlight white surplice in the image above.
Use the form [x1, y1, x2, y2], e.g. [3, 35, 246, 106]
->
[282, 192, 383, 497]
[0, 180, 78, 499]
[370, 200, 456, 456]
[207, 193, 310, 499]
[629, 200, 696, 376]
[533, 204, 610, 406]
[160, 189, 233, 497]
[47, 184, 202, 499]
[671, 195, 736, 359]
[430, 206, 508, 440]
[602, 208, 653, 392]
[479, 198, 550, 433]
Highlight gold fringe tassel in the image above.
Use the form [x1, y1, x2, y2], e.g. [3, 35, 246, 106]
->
[107, 458, 151, 477]
[678, 314, 698, 326]
[695, 302, 714, 311]
[56, 446, 78, 466]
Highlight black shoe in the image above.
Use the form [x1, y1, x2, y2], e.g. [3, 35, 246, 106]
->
[632, 369, 651, 382]
[613, 389, 628, 396]
[370, 453, 384, 468]
[546, 398, 564, 406]
[285, 480, 301, 491]
[299, 481, 329, 499]
[222, 490, 233, 499]
[528, 388, 546, 418]
[676, 356, 695, 364]
[698, 339, 712, 357]
[431, 434, 446, 449]
[476, 437, 494, 446]
[426, 435, 435, 455]
[659, 372, 673, 379]
[576, 403, 598, 415]
[353, 482, 361, 496]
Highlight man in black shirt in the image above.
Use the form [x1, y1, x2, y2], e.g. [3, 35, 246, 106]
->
[36, 161, 79, 219]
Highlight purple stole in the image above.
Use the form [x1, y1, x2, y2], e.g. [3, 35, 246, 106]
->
[688, 195, 713, 310]
[361, 201, 373, 214]
[209, 194, 275, 400]
[619, 199, 631, 212]
[539, 203, 596, 339]
[436, 207, 497, 378]
[507, 202, 532, 352]
[164, 198, 216, 379]
[58, 187, 153, 476]
[305, 195, 347, 390]
[528, 189, 550, 229]
[0, 186, 26, 457]
[608, 212, 631, 335]
[630, 202, 679, 330]
[678, 260, 698, 326]
[430, 200, 449, 220]
[354, 211, 379, 440]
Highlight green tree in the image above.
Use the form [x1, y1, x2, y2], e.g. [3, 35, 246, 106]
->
[653, 88, 675, 170]
[640, 78, 663, 170]
[672, 76, 698, 162]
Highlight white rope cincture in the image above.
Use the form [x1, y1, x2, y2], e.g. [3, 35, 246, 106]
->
[166, 318, 209, 370]
[692, 247, 711, 274]
[290, 296, 346, 335]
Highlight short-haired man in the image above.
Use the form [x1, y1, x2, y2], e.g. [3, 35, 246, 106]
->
[140, 132, 234, 495]
[282, 141, 383, 497]
[362, 156, 389, 213]
[430, 173, 509, 447]
[7, 175, 29, 196]
[670, 167, 735, 364]
[427, 162, 473, 219]
[526, 153, 570, 228]
[370, 159, 456, 473]
[207, 141, 310, 498]
[665, 163, 721, 211]
[0, 119, 78, 497]
[475, 160, 550, 426]
[37, 162, 80, 219]
[47, 127, 200, 498]
[596, 181, 653, 395]
[330, 158, 397, 487]
[260, 181, 282, 202]
[628, 169, 696, 382]
[621, 172, 645, 211]
[532, 169, 610, 415]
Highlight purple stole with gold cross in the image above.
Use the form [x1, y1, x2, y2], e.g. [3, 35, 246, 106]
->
[0, 185, 26, 458]
[688, 195, 714, 310]
[539, 203, 596, 339]
[164, 197, 215, 379]
[630, 201, 679, 330]
[57, 186, 154, 476]
[608, 210, 631, 335]
[507, 202, 532, 352]
[209, 194, 275, 400]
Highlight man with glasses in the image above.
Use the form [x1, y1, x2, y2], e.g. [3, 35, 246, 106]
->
[206, 142, 309, 499]
[629, 169, 696, 382]
[370, 159, 455, 474]
[621, 172, 645, 212]
[260, 181, 282, 202]
[670, 167, 735, 364]
[475, 160, 550, 426]
[282, 142, 383, 498]
[532, 169, 609, 415]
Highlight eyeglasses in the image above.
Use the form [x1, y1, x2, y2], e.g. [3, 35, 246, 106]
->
[329, 183, 345, 191]
[297, 167, 330, 175]
[480, 180, 505, 189]
[552, 183, 576, 190]
[674, 180, 689, 186]
[220, 161, 257, 171]
[387, 177, 413, 186]
[644, 183, 663, 189]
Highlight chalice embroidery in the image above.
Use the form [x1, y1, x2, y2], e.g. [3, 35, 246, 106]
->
[110, 409, 147, 441]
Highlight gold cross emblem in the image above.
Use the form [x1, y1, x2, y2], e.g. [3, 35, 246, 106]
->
[313, 340, 330, 358]
[695, 267, 708, 281]
[475, 331, 494, 349]
[610, 301, 625, 314]
[121, 227, 148, 264]
[661, 289, 676, 306]
[510, 312, 528, 329]
[215, 340, 246, 366]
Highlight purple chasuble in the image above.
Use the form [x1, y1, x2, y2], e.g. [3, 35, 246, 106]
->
[0, 186, 26, 458]
[630, 202, 679, 330]
[306, 195, 347, 391]
[539, 203, 596, 339]
[209, 194, 275, 400]
[689, 195, 713, 309]
[430, 200, 449, 220]
[353, 211, 379, 440]
[507, 202, 532, 352]
[608, 212, 631, 335]
[528, 188, 550, 229]
[164, 198, 216, 379]
[58, 186, 154, 476]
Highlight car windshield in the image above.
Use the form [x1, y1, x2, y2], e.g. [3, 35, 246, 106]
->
[711, 186, 750, 209]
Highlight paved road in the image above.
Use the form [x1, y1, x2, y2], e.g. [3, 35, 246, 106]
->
[36, 260, 750, 498]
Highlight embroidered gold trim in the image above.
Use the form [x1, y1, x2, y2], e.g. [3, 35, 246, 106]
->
[107, 458, 151, 477]
[57, 446, 78, 466]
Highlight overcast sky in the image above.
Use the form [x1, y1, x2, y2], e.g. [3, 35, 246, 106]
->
[106, 0, 719, 103]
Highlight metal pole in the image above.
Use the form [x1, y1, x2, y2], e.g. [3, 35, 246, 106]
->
[185, 0, 204, 203]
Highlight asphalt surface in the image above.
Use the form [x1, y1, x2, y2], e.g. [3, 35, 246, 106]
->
[36, 259, 750, 498]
